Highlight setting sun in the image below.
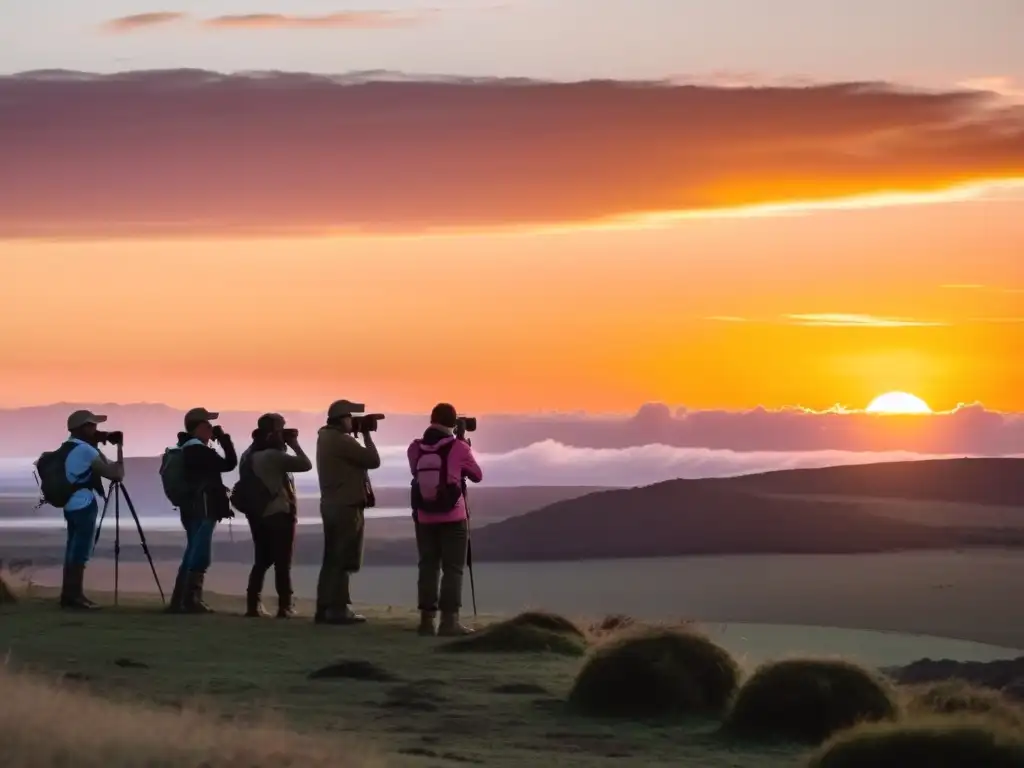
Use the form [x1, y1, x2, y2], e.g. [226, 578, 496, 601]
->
[865, 391, 934, 414]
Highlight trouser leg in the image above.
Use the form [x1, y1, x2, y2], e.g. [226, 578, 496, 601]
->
[318, 505, 366, 624]
[415, 521, 442, 612]
[437, 520, 471, 636]
[271, 514, 296, 617]
[245, 516, 272, 617]
[61, 501, 100, 610]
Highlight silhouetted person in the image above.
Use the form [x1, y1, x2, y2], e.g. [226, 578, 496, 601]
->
[240, 413, 312, 618]
[167, 407, 237, 614]
[315, 400, 381, 625]
[408, 403, 483, 636]
[59, 410, 124, 610]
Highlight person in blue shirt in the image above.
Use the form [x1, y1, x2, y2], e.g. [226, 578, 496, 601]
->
[61, 409, 125, 610]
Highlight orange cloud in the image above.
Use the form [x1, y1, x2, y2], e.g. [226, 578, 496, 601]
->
[2, 71, 1024, 240]
[100, 12, 187, 33]
[202, 11, 432, 29]
[784, 314, 948, 328]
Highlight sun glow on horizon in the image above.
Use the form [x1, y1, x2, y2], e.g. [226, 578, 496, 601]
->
[865, 391, 934, 414]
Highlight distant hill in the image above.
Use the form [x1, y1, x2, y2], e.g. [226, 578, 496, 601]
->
[721, 457, 1024, 506]
[367, 457, 1024, 564]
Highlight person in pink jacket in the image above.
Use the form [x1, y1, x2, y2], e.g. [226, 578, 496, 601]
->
[407, 402, 483, 637]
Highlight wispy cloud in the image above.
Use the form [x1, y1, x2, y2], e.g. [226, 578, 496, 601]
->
[202, 11, 432, 29]
[784, 314, 947, 328]
[3, 71, 1024, 240]
[100, 9, 434, 33]
[101, 12, 187, 33]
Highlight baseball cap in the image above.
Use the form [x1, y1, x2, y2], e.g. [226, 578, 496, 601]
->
[184, 407, 219, 430]
[67, 410, 107, 431]
[327, 400, 365, 420]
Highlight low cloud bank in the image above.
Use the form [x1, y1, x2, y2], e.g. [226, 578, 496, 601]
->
[1, 441, 1011, 491]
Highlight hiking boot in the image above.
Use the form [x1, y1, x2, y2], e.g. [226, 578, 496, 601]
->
[183, 571, 214, 614]
[164, 573, 187, 614]
[60, 564, 100, 611]
[320, 606, 366, 625]
[417, 610, 437, 636]
[245, 592, 270, 618]
[437, 611, 473, 637]
[276, 594, 296, 619]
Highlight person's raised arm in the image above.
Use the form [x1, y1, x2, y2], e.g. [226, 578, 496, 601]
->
[183, 436, 238, 474]
[90, 443, 124, 482]
[281, 434, 313, 473]
[459, 441, 483, 484]
[334, 430, 381, 470]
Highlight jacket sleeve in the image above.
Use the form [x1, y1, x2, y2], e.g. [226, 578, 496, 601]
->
[278, 444, 313, 473]
[459, 441, 483, 484]
[182, 439, 238, 474]
[333, 433, 381, 470]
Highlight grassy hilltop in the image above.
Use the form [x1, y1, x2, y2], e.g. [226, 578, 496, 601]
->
[2, 581, 1024, 767]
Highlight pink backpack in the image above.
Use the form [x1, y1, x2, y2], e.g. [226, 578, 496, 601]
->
[411, 438, 463, 514]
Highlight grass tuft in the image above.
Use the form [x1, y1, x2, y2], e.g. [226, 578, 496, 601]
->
[725, 658, 899, 744]
[0, 665, 377, 767]
[567, 626, 741, 719]
[904, 680, 1024, 729]
[438, 611, 588, 656]
[806, 718, 1024, 768]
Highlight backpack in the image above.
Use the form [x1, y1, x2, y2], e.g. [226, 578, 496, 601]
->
[159, 439, 201, 508]
[34, 441, 92, 508]
[229, 450, 274, 519]
[411, 439, 462, 515]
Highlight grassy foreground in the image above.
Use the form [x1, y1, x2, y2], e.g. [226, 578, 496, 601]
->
[1, 584, 1021, 767]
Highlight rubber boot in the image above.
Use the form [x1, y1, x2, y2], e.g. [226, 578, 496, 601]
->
[164, 572, 187, 614]
[245, 592, 270, 618]
[183, 571, 214, 614]
[437, 611, 473, 637]
[417, 610, 437, 637]
[58, 563, 72, 608]
[62, 563, 99, 611]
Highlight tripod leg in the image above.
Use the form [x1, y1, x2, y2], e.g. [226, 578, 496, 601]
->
[118, 484, 165, 604]
[92, 487, 112, 554]
[114, 484, 121, 606]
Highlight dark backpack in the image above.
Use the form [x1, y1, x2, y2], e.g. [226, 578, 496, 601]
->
[229, 450, 274, 519]
[159, 438, 203, 508]
[35, 441, 92, 508]
[411, 439, 462, 515]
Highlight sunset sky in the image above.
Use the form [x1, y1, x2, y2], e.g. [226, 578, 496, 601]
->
[0, 0, 1021, 416]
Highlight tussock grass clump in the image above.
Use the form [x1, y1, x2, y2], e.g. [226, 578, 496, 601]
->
[0, 666, 376, 767]
[503, 610, 586, 639]
[725, 658, 898, 744]
[0, 576, 16, 605]
[438, 611, 587, 656]
[567, 626, 741, 719]
[806, 718, 1024, 768]
[905, 680, 1024, 729]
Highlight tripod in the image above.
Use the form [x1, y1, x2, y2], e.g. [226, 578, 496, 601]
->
[457, 429, 479, 617]
[92, 481, 165, 606]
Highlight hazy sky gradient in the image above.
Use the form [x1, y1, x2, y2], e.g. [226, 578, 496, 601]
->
[0, 1, 1020, 416]
[3, 0, 1023, 88]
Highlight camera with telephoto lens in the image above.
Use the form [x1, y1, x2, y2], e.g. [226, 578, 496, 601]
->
[283, 428, 299, 440]
[350, 414, 385, 434]
[96, 430, 123, 446]
[456, 416, 477, 434]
